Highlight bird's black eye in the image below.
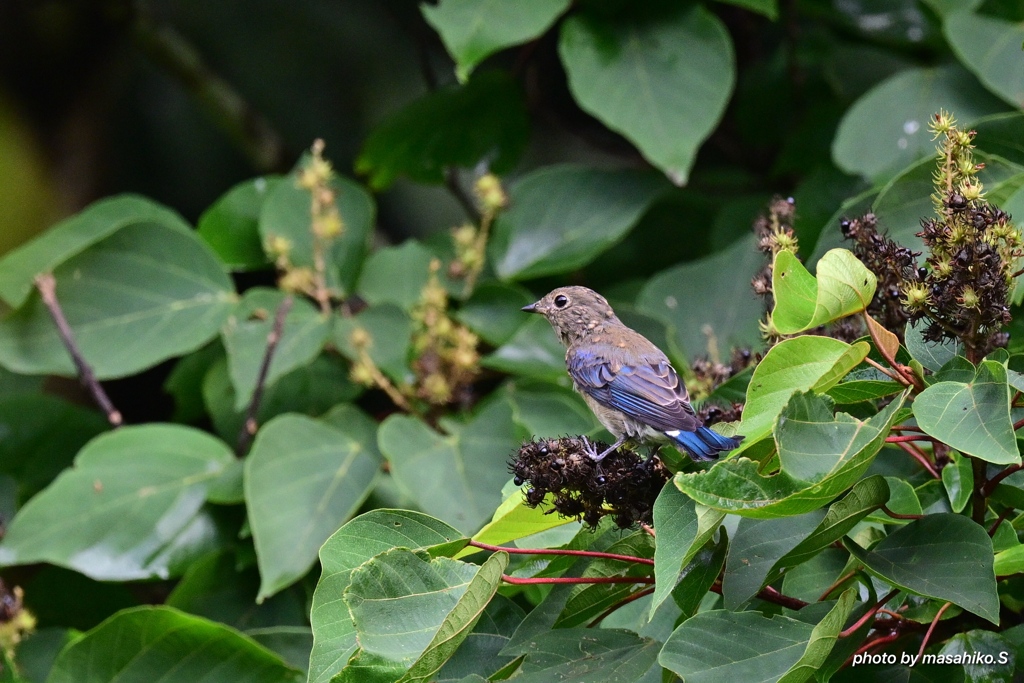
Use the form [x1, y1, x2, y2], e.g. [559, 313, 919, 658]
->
[554, 294, 569, 308]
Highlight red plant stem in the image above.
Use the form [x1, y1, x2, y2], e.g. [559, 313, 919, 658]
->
[587, 586, 656, 627]
[1015, 417, 1024, 431]
[981, 463, 1024, 497]
[846, 632, 901, 666]
[890, 425, 926, 433]
[818, 570, 858, 601]
[468, 540, 654, 566]
[501, 574, 654, 585]
[840, 589, 899, 638]
[863, 357, 908, 385]
[893, 441, 940, 479]
[710, 580, 809, 611]
[640, 523, 656, 538]
[988, 507, 1014, 537]
[880, 505, 923, 520]
[917, 602, 953, 659]
[885, 434, 939, 444]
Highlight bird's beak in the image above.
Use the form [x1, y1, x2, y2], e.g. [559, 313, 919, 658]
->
[522, 301, 539, 313]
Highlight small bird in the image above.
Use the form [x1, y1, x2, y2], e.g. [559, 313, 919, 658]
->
[523, 286, 742, 462]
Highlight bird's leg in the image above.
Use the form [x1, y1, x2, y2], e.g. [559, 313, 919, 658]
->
[588, 435, 626, 462]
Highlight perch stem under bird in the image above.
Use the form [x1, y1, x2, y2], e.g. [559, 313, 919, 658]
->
[522, 286, 743, 462]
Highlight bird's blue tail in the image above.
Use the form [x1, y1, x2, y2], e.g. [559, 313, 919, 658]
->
[667, 427, 743, 462]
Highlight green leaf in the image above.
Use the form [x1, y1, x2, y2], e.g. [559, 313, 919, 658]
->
[559, 4, 734, 185]
[247, 627, 314, 675]
[0, 194, 193, 308]
[166, 550, 307, 631]
[735, 337, 871, 454]
[0, 221, 235, 379]
[0, 393, 108, 504]
[938, 630, 1015, 682]
[422, 0, 571, 81]
[671, 533, 728, 618]
[198, 176, 281, 271]
[905, 320, 964, 373]
[333, 303, 414, 384]
[659, 590, 855, 683]
[466, 485, 573, 554]
[203, 354, 360, 443]
[503, 380, 599, 438]
[771, 248, 876, 335]
[435, 595, 525, 682]
[723, 511, 824, 609]
[945, 13, 1024, 109]
[826, 379, 905, 404]
[165, 342, 224, 423]
[481, 316, 569, 385]
[378, 399, 520, 533]
[0, 424, 232, 580]
[941, 451, 974, 514]
[994, 544, 1024, 576]
[454, 281, 534, 347]
[511, 629, 660, 682]
[308, 511, 465, 683]
[716, 0, 777, 19]
[46, 606, 302, 683]
[357, 241, 435, 311]
[649, 485, 724, 618]
[781, 475, 890, 567]
[846, 513, 999, 623]
[356, 72, 529, 190]
[832, 65, 1008, 181]
[490, 165, 666, 280]
[258, 172, 374, 296]
[222, 289, 330, 410]
[914, 360, 1020, 465]
[341, 549, 507, 682]
[677, 393, 903, 517]
[864, 477, 922, 525]
[555, 532, 655, 628]
[636, 235, 765, 359]
[246, 413, 383, 601]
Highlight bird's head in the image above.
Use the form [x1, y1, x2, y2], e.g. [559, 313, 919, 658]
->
[522, 286, 620, 344]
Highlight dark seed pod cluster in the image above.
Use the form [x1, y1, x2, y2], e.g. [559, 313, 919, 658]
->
[840, 212, 920, 335]
[697, 401, 743, 427]
[509, 437, 670, 529]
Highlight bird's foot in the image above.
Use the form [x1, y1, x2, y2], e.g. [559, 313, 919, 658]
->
[585, 436, 625, 462]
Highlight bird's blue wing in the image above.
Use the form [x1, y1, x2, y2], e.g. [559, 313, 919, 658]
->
[568, 348, 700, 433]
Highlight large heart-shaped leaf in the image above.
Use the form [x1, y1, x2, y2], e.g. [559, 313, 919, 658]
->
[0, 222, 235, 379]
[246, 412, 382, 601]
[378, 399, 520, 533]
[914, 360, 1019, 465]
[559, 4, 734, 185]
[735, 337, 871, 454]
[0, 424, 233, 580]
[511, 628, 660, 682]
[198, 176, 281, 271]
[846, 513, 999, 624]
[489, 165, 666, 280]
[832, 65, 1007, 181]
[47, 606, 302, 683]
[308, 511, 465, 683]
[422, 0, 571, 81]
[771, 248, 876, 335]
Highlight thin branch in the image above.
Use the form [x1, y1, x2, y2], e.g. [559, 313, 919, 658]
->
[885, 434, 940, 444]
[132, 15, 287, 172]
[1015, 416, 1024, 431]
[890, 425, 927, 433]
[640, 523, 656, 538]
[587, 586, 655, 628]
[863, 357, 909, 385]
[501, 574, 654, 585]
[846, 632, 901, 665]
[989, 506, 1014, 537]
[972, 456, 988, 525]
[917, 602, 953, 659]
[710, 580, 809, 611]
[237, 296, 293, 454]
[893, 441, 940, 479]
[34, 274, 122, 428]
[981, 463, 1024, 497]
[467, 540, 653, 566]
[880, 505, 923, 520]
[840, 589, 899, 638]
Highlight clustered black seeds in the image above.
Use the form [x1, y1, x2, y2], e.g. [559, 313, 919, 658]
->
[509, 437, 670, 529]
[841, 212, 920, 335]
[907, 195, 1018, 354]
[697, 401, 743, 427]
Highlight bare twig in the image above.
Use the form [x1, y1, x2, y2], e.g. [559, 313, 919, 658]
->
[237, 296, 293, 454]
[989, 506, 1014, 537]
[501, 574, 654, 585]
[818, 570, 858, 602]
[863, 357, 908, 385]
[709, 580, 809, 611]
[587, 586, 656, 627]
[885, 434, 940, 444]
[917, 602, 953, 659]
[981, 463, 1024, 497]
[880, 505, 923, 521]
[840, 589, 899, 638]
[893, 441, 940, 479]
[35, 274, 122, 428]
